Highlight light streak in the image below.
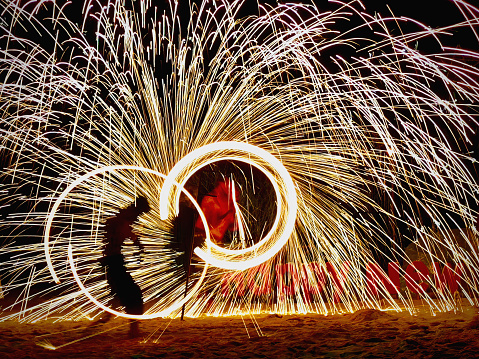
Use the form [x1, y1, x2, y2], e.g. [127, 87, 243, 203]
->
[35, 320, 132, 350]
[45, 164, 211, 319]
[159, 141, 298, 270]
[0, 0, 478, 323]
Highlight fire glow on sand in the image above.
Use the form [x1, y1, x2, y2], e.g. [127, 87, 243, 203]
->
[0, 0, 479, 329]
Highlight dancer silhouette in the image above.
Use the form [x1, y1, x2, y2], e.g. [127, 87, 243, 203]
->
[100, 196, 150, 338]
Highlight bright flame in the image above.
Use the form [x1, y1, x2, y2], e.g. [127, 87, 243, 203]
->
[0, 0, 478, 321]
[46, 165, 210, 318]
[159, 141, 298, 270]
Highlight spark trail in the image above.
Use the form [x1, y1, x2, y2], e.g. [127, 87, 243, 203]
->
[0, 0, 478, 323]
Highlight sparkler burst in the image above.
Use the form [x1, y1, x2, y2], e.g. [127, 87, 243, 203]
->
[0, 0, 478, 324]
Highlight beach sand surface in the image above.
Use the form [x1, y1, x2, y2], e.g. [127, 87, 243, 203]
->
[1, 303, 479, 358]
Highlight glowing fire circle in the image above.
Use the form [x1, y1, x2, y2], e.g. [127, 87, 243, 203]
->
[159, 141, 298, 271]
[44, 165, 211, 319]
[44, 142, 297, 318]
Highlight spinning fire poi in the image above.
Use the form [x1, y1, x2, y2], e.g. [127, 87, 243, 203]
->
[0, 0, 478, 326]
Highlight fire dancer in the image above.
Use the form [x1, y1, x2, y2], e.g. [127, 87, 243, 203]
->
[99, 196, 150, 338]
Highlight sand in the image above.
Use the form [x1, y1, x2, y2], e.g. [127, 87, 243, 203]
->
[1, 304, 479, 358]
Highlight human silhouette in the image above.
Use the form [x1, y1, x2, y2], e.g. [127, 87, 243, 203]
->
[172, 179, 240, 319]
[99, 196, 150, 338]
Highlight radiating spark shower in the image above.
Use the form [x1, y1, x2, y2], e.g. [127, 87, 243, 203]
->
[0, 0, 479, 323]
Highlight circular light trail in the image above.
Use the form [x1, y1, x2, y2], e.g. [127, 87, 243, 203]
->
[1, 0, 478, 321]
[159, 141, 298, 271]
[44, 165, 211, 319]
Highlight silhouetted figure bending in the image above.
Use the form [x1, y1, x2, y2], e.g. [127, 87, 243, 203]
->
[100, 196, 150, 338]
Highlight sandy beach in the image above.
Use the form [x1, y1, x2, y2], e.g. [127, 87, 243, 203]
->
[1, 302, 479, 359]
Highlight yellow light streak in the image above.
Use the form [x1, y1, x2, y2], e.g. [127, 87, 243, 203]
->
[45, 165, 210, 319]
[159, 141, 298, 270]
[0, 0, 478, 322]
